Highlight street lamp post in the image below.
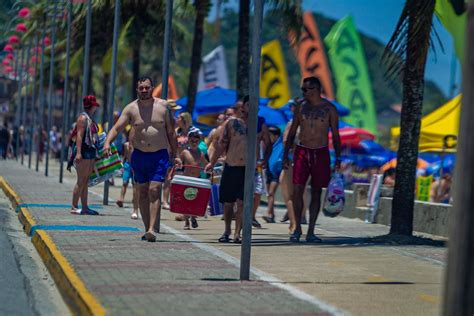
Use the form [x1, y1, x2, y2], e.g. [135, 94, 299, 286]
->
[59, 0, 73, 184]
[20, 38, 32, 165]
[15, 45, 25, 160]
[154, 0, 174, 232]
[82, 0, 92, 98]
[36, 1, 50, 172]
[240, 0, 264, 281]
[103, 0, 121, 204]
[28, 35, 40, 169]
[45, 0, 59, 177]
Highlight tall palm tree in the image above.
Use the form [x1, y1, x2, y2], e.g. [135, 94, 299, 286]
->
[382, 0, 437, 235]
[186, 0, 211, 114]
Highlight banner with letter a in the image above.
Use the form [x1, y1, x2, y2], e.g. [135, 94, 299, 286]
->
[324, 16, 377, 135]
[260, 40, 291, 108]
[198, 45, 230, 91]
[290, 11, 334, 99]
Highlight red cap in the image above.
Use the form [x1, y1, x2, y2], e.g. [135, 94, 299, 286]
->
[83, 95, 99, 108]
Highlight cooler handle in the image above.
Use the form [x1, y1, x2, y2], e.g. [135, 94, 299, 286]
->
[171, 164, 214, 182]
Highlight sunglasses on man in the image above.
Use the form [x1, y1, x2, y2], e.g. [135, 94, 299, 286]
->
[138, 86, 152, 92]
[301, 86, 317, 93]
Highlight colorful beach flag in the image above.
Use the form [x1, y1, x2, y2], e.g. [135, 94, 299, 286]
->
[324, 16, 378, 135]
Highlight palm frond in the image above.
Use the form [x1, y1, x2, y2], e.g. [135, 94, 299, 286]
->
[382, 0, 437, 81]
[265, 0, 303, 41]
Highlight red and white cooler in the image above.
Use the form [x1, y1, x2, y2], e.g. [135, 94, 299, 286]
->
[170, 175, 212, 217]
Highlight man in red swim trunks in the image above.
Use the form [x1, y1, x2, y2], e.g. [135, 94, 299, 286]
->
[283, 76, 341, 243]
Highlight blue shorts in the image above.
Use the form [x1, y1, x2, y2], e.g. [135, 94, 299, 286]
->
[122, 161, 133, 184]
[131, 148, 170, 184]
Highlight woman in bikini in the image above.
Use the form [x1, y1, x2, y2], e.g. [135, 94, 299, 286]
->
[69, 95, 100, 215]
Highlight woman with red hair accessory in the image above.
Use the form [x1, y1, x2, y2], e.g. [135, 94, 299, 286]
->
[68, 95, 100, 215]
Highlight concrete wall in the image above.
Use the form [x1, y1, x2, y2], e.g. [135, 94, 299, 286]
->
[341, 184, 451, 237]
[263, 183, 451, 237]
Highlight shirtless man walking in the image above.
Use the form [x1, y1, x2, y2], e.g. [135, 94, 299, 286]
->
[283, 77, 341, 243]
[104, 77, 180, 242]
[205, 101, 249, 243]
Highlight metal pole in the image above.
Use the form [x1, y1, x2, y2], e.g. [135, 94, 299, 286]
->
[28, 35, 40, 169]
[161, 0, 173, 100]
[45, 0, 59, 177]
[21, 39, 32, 165]
[82, 0, 92, 98]
[103, 0, 121, 204]
[36, 1, 49, 172]
[154, 0, 174, 232]
[240, 0, 264, 281]
[443, 1, 474, 314]
[15, 46, 25, 160]
[59, 0, 73, 183]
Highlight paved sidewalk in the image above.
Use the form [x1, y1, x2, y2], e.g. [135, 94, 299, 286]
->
[1, 159, 447, 315]
[0, 160, 338, 316]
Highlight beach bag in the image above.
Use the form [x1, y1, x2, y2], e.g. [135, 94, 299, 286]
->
[88, 133, 123, 187]
[323, 173, 345, 217]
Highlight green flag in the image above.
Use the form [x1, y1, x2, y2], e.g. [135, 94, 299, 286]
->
[324, 16, 377, 135]
[435, 0, 466, 65]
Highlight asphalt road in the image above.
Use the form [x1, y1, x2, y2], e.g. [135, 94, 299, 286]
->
[0, 191, 68, 316]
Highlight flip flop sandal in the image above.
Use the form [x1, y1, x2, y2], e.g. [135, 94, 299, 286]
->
[84, 209, 99, 215]
[116, 200, 124, 208]
[218, 234, 230, 243]
[306, 235, 322, 243]
[289, 231, 302, 243]
[131, 213, 139, 220]
[70, 208, 82, 215]
[233, 236, 242, 244]
[191, 218, 198, 228]
[145, 232, 156, 242]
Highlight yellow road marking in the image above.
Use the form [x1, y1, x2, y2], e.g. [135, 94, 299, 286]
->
[1, 176, 106, 315]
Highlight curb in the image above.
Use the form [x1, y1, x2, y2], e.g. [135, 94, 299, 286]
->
[0, 176, 106, 316]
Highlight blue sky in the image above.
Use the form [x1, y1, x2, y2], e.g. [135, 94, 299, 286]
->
[210, 0, 462, 98]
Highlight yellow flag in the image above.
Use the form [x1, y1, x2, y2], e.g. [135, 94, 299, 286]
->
[260, 40, 291, 108]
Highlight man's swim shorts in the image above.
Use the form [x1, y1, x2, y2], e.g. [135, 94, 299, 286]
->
[131, 148, 170, 184]
[293, 144, 330, 188]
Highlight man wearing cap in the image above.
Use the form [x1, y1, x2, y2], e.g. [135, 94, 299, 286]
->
[104, 76, 180, 242]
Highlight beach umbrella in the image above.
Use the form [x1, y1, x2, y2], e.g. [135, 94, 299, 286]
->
[2, 59, 10, 66]
[380, 157, 429, 172]
[258, 105, 288, 127]
[330, 127, 375, 147]
[6, 53, 14, 60]
[176, 87, 268, 117]
[44, 36, 51, 46]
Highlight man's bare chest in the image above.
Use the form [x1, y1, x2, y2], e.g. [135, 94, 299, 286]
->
[132, 109, 165, 130]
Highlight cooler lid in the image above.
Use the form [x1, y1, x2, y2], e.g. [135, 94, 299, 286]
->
[171, 175, 211, 189]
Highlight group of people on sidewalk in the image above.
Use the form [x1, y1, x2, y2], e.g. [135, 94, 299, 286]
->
[68, 75, 341, 243]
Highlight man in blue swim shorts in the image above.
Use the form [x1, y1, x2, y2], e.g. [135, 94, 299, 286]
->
[104, 77, 181, 242]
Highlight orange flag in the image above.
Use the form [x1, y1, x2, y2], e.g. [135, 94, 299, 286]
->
[152, 75, 179, 99]
[290, 12, 334, 99]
